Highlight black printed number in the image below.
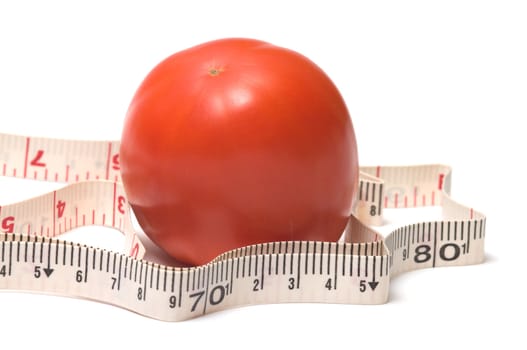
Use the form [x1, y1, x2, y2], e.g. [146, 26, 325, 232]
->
[414, 244, 431, 263]
[439, 243, 461, 261]
[413, 243, 464, 264]
[75, 270, 83, 283]
[253, 278, 260, 291]
[288, 277, 295, 290]
[359, 280, 367, 292]
[189, 284, 229, 312]
[325, 278, 333, 290]
[169, 295, 177, 308]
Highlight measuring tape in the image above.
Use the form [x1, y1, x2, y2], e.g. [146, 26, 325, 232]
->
[0, 132, 486, 321]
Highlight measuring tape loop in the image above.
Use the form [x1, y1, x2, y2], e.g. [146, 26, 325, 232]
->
[0, 132, 486, 321]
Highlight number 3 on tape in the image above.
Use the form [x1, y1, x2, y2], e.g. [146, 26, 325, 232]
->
[0, 132, 486, 321]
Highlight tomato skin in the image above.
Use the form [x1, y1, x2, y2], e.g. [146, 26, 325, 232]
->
[120, 38, 358, 265]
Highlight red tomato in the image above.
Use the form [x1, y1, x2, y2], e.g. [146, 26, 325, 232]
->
[120, 38, 358, 265]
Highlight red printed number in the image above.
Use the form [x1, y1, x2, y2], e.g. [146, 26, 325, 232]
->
[117, 196, 126, 214]
[56, 200, 66, 218]
[1, 216, 15, 233]
[129, 242, 139, 258]
[112, 154, 120, 170]
[30, 150, 46, 167]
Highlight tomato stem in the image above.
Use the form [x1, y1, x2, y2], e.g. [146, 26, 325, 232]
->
[208, 67, 223, 76]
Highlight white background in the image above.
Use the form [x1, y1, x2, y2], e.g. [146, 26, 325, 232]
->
[0, 0, 526, 349]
